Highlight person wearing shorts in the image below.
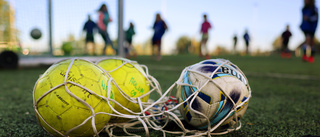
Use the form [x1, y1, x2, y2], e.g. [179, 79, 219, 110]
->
[152, 13, 168, 61]
[243, 29, 250, 55]
[300, 0, 318, 63]
[83, 15, 97, 55]
[200, 14, 212, 59]
[125, 22, 136, 58]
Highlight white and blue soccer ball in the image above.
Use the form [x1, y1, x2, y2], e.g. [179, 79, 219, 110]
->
[176, 59, 251, 131]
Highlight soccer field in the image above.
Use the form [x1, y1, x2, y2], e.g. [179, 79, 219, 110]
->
[0, 54, 319, 136]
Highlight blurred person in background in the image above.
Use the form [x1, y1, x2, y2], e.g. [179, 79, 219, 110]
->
[233, 33, 238, 54]
[281, 24, 292, 58]
[82, 15, 97, 55]
[97, 3, 117, 55]
[200, 14, 212, 59]
[243, 29, 250, 55]
[152, 13, 168, 61]
[300, 0, 318, 63]
[125, 22, 136, 58]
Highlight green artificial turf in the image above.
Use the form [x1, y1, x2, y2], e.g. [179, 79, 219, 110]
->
[0, 54, 319, 137]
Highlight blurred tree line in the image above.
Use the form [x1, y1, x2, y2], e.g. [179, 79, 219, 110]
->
[0, 0, 11, 42]
[175, 36, 200, 54]
[174, 35, 229, 55]
[0, 0, 19, 51]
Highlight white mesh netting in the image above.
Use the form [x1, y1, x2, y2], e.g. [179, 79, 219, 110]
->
[101, 58, 252, 137]
[33, 58, 117, 136]
[33, 58, 251, 137]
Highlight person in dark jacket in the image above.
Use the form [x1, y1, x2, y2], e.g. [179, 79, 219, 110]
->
[83, 15, 97, 55]
[281, 25, 292, 58]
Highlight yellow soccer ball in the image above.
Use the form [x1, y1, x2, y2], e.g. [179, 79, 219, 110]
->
[33, 59, 115, 137]
[96, 58, 150, 122]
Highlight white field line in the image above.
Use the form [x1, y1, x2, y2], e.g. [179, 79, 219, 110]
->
[147, 65, 320, 80]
